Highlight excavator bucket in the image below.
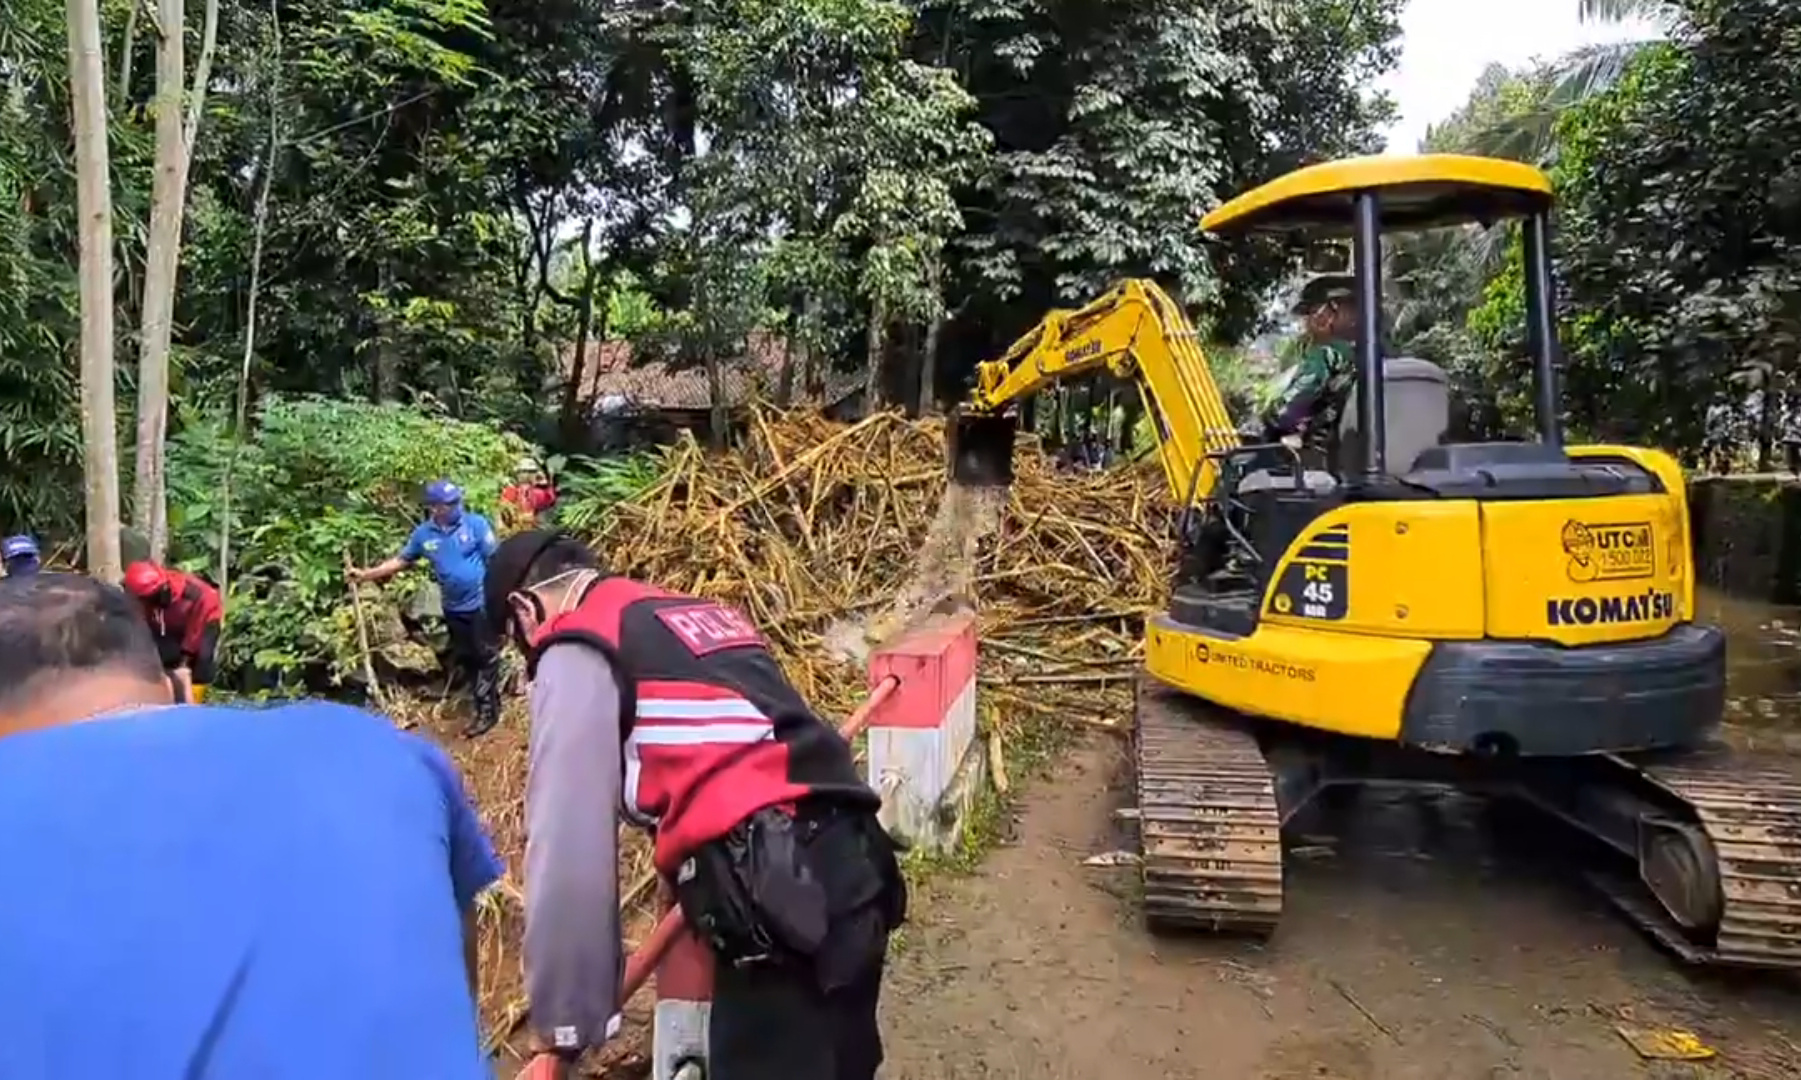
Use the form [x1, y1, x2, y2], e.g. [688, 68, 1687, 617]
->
[948, 412, 1018, 487]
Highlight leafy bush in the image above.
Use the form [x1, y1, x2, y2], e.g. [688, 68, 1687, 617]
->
[165, 395, 534, 690]
[554, 452, 667, 535]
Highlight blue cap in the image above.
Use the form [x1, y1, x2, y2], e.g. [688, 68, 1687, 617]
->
[423, 480, 464, 506]
[2, 535, 39, 561]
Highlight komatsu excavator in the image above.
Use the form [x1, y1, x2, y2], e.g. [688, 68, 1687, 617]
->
[948, 154, 1801, 970]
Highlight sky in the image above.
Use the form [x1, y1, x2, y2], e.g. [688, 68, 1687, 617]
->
[1377, 0, 1661, 153]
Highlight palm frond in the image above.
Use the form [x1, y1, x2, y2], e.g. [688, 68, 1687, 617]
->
[1577, 0, 1674, 26]
[1455, 41, 1655, 164]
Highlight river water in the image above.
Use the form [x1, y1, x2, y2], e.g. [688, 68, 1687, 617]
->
[1699, 585, 1801, 750]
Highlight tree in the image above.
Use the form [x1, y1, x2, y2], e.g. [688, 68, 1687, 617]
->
[920, 0, 1404, 372]
[1451, 1, 1672, 163]
[831, 58, 986, 409]
[65, 0, 122, 579]
[1470, 0, 1801, 456]
[133, 0, 222, 561]
[5, 0, 1411, 552]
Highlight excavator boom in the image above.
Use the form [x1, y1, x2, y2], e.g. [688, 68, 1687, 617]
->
[947, 280, 1244, 503]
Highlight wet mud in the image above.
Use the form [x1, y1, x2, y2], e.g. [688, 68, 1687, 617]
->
[879, 587, 1801, 1080]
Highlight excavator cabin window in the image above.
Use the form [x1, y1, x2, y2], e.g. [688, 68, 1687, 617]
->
[1202, 154, 1563, 480]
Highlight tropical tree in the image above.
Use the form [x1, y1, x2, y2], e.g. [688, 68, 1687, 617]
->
[1447, 0, 1672, 163]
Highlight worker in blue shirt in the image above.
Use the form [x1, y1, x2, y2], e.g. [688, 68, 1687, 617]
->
[0, 572, 503, 1080]
[350, 480, 502, 738]
[3, 534, 41, 577]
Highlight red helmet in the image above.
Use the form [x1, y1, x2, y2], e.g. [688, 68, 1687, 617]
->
[123, 561, 170, 602]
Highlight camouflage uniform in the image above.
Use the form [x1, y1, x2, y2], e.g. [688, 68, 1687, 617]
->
[1261, 275, 1358, 473]
[1263, 340, 1355, 470]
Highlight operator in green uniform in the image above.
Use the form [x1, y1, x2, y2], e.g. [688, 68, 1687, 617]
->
[1260, 274, 1359, 473]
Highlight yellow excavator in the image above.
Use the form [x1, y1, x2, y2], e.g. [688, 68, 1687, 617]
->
[948, 154, 1801, 970]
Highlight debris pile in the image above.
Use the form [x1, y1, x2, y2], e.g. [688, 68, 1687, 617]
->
[435, 407, 1178, 1069]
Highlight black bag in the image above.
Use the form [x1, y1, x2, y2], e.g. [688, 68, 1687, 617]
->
[673, 808, 829, 966]
[740, 808, 830, 957]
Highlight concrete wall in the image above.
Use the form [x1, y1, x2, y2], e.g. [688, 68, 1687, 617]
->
[1689, 476, 1801, 603]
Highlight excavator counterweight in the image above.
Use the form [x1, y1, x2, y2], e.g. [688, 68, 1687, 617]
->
[948, 412, 1019, 487]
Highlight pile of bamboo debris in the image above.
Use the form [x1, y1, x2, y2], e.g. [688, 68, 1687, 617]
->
[436, 407, 1177, 1070]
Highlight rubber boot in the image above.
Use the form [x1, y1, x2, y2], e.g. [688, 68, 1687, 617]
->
[463, 658, 502, 739]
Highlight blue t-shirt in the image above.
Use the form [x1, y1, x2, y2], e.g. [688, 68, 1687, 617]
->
[401, 513, 498, 614]
[0, 702, 504, 1080]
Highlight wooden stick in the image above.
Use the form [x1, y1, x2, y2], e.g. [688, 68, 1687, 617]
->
[342, 551, 387, 712]
[1005, 609, 1142, 629]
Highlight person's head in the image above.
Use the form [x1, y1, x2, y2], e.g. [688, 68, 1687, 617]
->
[484, 529, 602, 657]
[516, 456, 547, 486]
[423, 479, 464, 528]
[123, 561, 174, 608]
[0, 573, 174, 736]
[2, 534, 40, 577]
[1292, 274, 1358, 343]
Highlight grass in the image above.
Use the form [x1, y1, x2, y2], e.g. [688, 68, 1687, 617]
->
[894, 705, 1095, 932]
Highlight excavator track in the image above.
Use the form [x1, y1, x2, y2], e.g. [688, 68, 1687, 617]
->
[1132, 676, 1284, 935]
[1591, 749, 1801, 970]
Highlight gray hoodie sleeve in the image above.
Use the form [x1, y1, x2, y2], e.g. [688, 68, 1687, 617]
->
[524, 641, 625, 1053]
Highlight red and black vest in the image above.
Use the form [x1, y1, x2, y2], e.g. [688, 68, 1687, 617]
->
[532, 575, 878, 875]
[147, 570, 224, 668]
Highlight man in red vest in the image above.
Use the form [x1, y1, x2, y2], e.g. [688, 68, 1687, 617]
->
[501, 456, 559, 530]
[123, 562, 224, 705]
[483, 530, 905, 1080]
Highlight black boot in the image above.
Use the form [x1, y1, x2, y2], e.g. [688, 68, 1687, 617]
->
[461, 660, 501, 739]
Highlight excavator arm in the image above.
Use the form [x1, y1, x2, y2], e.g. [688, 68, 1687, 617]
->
[951, 279, 1244, 505]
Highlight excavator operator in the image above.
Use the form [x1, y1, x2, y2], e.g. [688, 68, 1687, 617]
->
[1261, 274, 1358, 471]
[123, 561, 223, 705]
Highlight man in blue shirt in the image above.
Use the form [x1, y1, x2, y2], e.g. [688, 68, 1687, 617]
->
[0, 573, 504, 1080]
[350, 480, 503, 738]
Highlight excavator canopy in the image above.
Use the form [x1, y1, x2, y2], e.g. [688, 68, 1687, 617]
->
[1200, 154, 1553, 236]
[1201, 152, 1566, 466]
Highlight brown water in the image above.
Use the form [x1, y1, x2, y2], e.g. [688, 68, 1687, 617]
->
[1699, 585, 1801, 750]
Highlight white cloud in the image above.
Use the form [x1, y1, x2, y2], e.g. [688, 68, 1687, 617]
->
[1377, 0, 1661, 154]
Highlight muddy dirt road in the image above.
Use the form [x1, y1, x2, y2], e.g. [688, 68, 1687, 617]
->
[879, 736, 1801, 1080]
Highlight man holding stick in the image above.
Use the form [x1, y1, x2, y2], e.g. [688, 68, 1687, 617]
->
[349, 480, 503, 738]
[484, 529, 907, 1080]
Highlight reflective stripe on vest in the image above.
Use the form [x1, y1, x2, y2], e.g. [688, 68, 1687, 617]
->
[623, 679, 774, 826]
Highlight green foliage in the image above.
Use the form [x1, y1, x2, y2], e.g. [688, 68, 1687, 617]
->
[554, 453, 667, 535]
[930, 0, 1406, 346]
[603, 271, 665, 340]
[1465, 0, 1801, 456]
[3, 0, 1415, 599]
[0, 0, 153, 533]
[165, 397, 531, 687]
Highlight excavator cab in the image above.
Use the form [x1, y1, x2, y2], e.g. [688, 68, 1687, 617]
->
[1199, 153, 1566, 481]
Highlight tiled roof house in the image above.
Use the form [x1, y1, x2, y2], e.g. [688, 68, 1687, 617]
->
[557, 331, 864, 414]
